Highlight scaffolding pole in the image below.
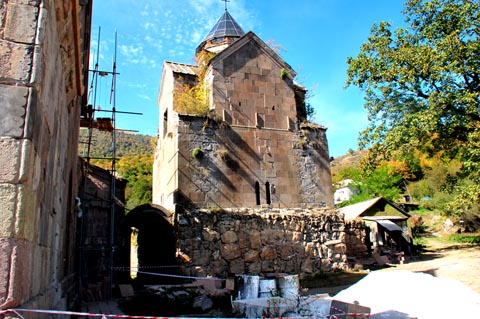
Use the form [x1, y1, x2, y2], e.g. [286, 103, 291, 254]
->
[79, 28, 142, 301]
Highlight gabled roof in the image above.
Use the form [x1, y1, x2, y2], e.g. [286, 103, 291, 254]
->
[209, 31, 296, 79]
[339, 197, 410, 221]
[203, 10, 245, 42]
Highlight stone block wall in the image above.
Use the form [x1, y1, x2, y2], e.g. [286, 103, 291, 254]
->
[176, 208, 347, 278]
[0, 0, 91, 310]
[170, 116, 333, 210]
[211, 39, 297, 131]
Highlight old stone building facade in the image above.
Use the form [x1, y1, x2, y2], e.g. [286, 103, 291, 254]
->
[0, 0, 91, 310]
[146, 10, 344, 278]
[153, 10, 333, 212]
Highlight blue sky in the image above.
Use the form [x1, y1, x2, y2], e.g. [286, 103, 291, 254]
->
[89, 0, 406, 157]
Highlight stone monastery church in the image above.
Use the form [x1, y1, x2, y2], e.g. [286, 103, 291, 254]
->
[153, 9, 334, 211]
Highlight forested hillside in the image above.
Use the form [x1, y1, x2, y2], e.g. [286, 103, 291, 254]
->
[78, 128, 154, 211]
[78, 128, 153, 159]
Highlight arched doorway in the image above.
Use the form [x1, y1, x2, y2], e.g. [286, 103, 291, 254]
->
[125, 204, 178, 284]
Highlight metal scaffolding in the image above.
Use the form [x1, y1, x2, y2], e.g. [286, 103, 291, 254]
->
[78, 28, 141, 300]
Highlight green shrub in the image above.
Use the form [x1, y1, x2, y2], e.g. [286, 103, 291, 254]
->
[192, 147, 204, 160]
[448, 234, 480, 244]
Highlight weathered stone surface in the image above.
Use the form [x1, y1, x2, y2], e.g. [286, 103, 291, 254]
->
[221, 230, 238, 244]
[4, 3, 38, 44]
[0, 85, 28, 137]
[247, 262, 261, 274]
[301, 257, 314, 274]
[237, 231, 249, 249]
[0, 138, 21, 182]
[202, 228, 219, 241]
[0, 238, 14, 305]
[209, 260, 227, 277]
[18, 139, 34, 183]
[191, 250, 210, 266]
[261, 245, 277, 260]
[220, 243, 241, 260]
[229, 258, 244, 274]
[0, 184, 17, 238]
[261, 260, 274, 272]
[0, 39, 33, 82]
[279, 244, 293, 260]
[249, 231, 262, 249]
[244, 250, 259, 263]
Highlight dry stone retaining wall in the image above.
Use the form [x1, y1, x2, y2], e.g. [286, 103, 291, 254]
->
[344, 219, 369, 258]
[176, 208, 347, 278]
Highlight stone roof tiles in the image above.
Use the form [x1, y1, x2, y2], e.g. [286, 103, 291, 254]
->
[203, 10, 245, 42]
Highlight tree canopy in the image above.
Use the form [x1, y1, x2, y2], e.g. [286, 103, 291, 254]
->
[346, 0, 479, 216]
[347, 0, 479, 158]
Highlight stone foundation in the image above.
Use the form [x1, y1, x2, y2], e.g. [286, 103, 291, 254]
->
[176, 208, 347, 278]
[344, 219, 369, 258]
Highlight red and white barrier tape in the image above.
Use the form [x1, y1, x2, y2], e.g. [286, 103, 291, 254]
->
[0, 308, 372, 319]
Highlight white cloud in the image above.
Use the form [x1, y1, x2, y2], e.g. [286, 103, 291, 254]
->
[191, 30, 202, 44]
[187, 0, 217, 14]
[138, 94, 152, 101]
[120, 44, 143, 57]
[143, 22, 155, 31]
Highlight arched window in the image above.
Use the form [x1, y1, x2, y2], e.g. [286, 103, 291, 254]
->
[255, 181, 260, 205]
[265, 182, 271, 205]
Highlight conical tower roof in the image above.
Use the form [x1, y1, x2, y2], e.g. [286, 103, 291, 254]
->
[197, 10, 245, 53]
[203, 10, 245, 41]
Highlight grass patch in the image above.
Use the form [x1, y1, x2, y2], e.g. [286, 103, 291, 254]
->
[413, 236, 428, 247]
[448, 234, 480, 244]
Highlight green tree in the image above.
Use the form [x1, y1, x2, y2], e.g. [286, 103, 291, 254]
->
[346, 0, 480, 214]
[347, 0, 479, 157]
[356, 165, 403, 202]
[117, 154, 153, 211]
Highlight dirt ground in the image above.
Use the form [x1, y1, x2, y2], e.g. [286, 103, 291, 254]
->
[381, 239, 480, 293]
[303, 238, 480, 296]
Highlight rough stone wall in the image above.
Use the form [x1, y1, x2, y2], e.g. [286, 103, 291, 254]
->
[176, 208, 347, 278]
[0, 0, 90, 310]
[344, 219, 368, 258]
[174, 116, 332, 209]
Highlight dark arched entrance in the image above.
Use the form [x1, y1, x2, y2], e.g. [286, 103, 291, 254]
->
[125, 204, 178, 284]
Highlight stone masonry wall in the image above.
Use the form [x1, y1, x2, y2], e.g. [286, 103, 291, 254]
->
[176, 208, 347, 279]
[0, 0, 90, 310]
[175, 116, 333, 209]
[344, 220, 369, 258]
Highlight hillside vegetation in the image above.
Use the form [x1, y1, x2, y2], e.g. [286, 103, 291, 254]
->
[78, 128, 154, 211]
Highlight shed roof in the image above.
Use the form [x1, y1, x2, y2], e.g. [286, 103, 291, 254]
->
[339, 197, 410, 221]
